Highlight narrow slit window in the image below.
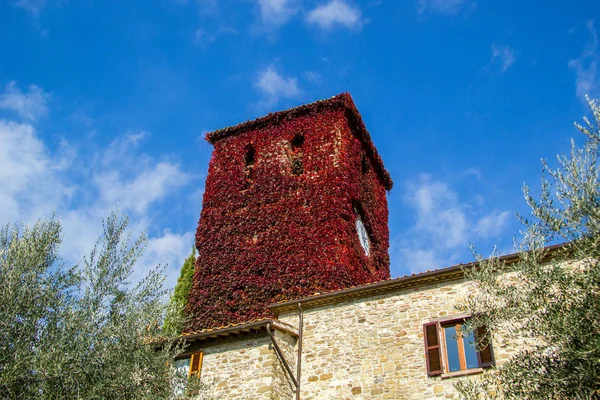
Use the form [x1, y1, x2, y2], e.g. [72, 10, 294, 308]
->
[290, 134, 304, 176]
[245, 145, 255, 167]
[244, 145, 255, 188]
[361, 153, 369, 174]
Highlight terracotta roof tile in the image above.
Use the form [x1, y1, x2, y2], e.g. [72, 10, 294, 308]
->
[181, 317, 271, 337]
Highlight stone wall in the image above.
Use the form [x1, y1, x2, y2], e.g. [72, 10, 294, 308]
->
[189, 276, 518, 399]
[193, 330, 297, 400]
[270, 330, 298, 400]
[275, 278, 512, 399]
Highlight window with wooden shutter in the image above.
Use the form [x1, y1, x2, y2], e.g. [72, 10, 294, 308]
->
[188, 352, 203, 379]
[424, 318, 494, 377]
[423, 322, 442, 376]
[476, 326, 495, 368]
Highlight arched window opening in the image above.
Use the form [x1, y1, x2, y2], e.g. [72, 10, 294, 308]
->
[352, 201, 371, 257]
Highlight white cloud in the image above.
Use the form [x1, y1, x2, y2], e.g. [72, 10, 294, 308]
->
[193, 25, 236, 47]
[197, 0, 218, 12]
[94, 162, 190, 215]
[407, 177, 468, 248]
[139, 231, 196, 289]
[194, 29, 216, 47]
[0, 81, 50, 121]
[392, 174, 511, 274]
[397, 247, 442, 274]
[307, 0, 362, 31]
[473, 210, 511, 238]
[0, 83, 196, 290]
[12, 0, 46, 15]
[489, 44, 516, 73]
[569, 20, 599, 100]
[303, 70, 323, 85]
[417, 0, 473, 15]
[0, 120, 72, 225]
[459, 167, 482, 181]
[257, 0, 298, 26]
[100, 131, 147, 166]
[255, 65, 301, 108]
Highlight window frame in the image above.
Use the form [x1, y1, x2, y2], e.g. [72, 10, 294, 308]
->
[439, 318, 479, 373]
[188, 351, 204, 379]
[423, 317, 494, 377]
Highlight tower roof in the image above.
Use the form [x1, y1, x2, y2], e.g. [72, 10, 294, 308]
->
[205, 92, 393, 191]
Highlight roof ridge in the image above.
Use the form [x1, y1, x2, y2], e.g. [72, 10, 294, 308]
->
[205, 92, 350, 144]
[205, 92, 393, 190]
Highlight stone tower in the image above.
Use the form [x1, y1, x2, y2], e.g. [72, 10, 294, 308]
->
[187, 93, 393, 331]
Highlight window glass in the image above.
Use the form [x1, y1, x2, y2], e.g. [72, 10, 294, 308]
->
[444, 325, 461, 372]
[175, 358, 190, 375]
[425, 319, 494, 377]
[463, 329, 479, 369]
[173, 358, 190, 397]
[355, 218, 370, 256]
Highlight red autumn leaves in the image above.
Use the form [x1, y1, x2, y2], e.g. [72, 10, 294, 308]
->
[186, 94, 393, 331]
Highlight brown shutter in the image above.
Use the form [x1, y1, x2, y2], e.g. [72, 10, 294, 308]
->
[189, 352, 204, 378]
[423, 322, 442, 376]
[476, 326, 495, 368]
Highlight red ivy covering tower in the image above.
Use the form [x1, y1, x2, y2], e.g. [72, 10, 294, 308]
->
[186, 93, 393, 331]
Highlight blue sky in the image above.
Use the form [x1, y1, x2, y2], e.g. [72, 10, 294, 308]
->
[1, 0, 599, 288]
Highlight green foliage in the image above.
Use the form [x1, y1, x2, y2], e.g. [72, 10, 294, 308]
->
[0, 210, 197, 399]
[457, 97, 600, 399]
[164, 247, 196, 335]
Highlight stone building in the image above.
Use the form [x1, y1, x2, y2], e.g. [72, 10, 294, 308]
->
[178, 255, 531, 399]
[187, 93, 392, 332]
[179, 94, 517, 399]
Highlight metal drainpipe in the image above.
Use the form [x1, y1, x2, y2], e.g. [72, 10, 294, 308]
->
[296, 303, 303, 400]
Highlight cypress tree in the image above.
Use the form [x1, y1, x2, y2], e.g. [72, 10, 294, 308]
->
[164, 247, 197, 335]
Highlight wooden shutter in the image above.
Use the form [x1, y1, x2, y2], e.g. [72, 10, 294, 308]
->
[476, 326, 495, 368]
[189, 352, 203, 379]
[423, 322, 442, 376]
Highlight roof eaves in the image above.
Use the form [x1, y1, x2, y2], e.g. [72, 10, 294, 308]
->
[180, 318, 299, 343]
[268, 242, 569, 314]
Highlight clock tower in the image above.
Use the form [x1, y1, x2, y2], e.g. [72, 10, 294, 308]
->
[187, 93, 393, 331]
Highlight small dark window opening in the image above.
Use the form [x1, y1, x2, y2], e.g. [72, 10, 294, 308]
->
[352, 199, 364, 215]
[361, 153, 369, 174]
[340, 213, 352, 222]
[244, 145, 255, 189]
[245, 145, 255, 167]
[291, 134, 304, 149]
[290, 134, 304, 176]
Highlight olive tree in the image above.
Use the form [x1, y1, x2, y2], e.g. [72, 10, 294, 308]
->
[457, 97, 600, 399]
[0, 211, 194, 399]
